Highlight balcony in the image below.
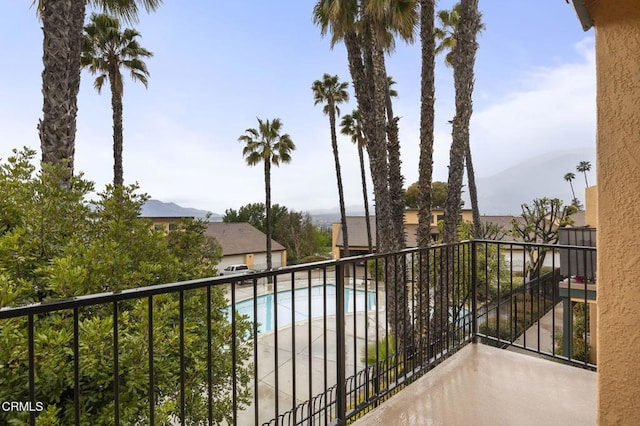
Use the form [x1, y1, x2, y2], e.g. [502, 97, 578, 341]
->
[0, 240, 596, 425]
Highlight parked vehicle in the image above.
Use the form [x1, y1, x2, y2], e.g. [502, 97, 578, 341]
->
[219, 264, 256, 282]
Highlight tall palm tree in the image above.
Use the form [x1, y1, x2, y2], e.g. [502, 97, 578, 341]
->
[576, 161, 592, 187]
[313, 0, 418, 255]
[441, 0, 482, 244]
[436, 2, 484, 239]
[564, 172, 577, 200]
[312, 74, 351, 258]
[81, 13, 152, 187]
[341, 109, 373, 253]
[239, 118, 295, 272]
[313, 0, 418, 349]
[37, 0, 161, 185]
[417, 0, 436, 250]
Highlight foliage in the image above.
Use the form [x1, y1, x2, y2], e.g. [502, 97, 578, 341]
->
[0, 148, 251, 425]
[404, 181, 447, 209]
[81, 13, 152, 187]
[361, 334, 396, 365]
[511, 197, 576, 280]
[555, 302, 590, 362]
[576, 161, 592, 187]
[238, 118, 295, 273]
[223, 203, 329, 263]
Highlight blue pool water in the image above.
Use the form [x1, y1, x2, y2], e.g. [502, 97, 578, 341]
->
[230, 285, 377, 333]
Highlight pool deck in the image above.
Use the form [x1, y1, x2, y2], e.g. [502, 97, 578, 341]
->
[227, 269, 384, 425]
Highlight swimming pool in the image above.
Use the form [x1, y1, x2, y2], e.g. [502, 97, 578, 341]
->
[230, 285, 378, 333]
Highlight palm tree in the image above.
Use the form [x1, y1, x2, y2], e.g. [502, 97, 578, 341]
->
[417, 0, 436, 251]
[341, 109, 373, 253]
[577, 161, 592, 187]
[81, 13, 152, 187]
[564, 172, 577, 200]
[313, 0, 418, 255]
[313, 0, 418, 349]
[441, 0, 482, 244]
[239, 118, 295, 272]
[434, 4, 461, 67]
[313, 74, 351, 258]
[37, 0, 161, 185]
[436, 2, 484, 239]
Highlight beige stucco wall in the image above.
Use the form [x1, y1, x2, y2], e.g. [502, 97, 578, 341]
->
[584, 186, 598, 228]
[588, 0, 640, 423]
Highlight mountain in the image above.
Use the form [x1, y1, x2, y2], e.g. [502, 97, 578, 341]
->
[140, 199, 222, 221]
[474, 148, 596, 215]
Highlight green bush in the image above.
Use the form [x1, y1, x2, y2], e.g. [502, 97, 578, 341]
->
[0, 148, 252, 425]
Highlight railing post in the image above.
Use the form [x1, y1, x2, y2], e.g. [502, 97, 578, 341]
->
[471, 241, 478, 343]
[335, 262, 347, 424]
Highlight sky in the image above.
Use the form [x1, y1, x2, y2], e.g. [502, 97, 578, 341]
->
[0, 1, 597, 214]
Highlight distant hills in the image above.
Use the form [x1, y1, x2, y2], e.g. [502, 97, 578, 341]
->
[141, 149, 595, 221]
[475, 148, 595, 215]
[140, 199, 222, 221]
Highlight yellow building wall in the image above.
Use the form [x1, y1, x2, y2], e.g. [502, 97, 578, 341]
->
[587, 0, 640, 423]
[584, 186, 598, 228]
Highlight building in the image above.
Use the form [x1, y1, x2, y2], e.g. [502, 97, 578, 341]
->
[331, 208, 473, 258]
[205, 222, 286, 270]
[570, 1, 640, 422]
[145, 216, 193, 232]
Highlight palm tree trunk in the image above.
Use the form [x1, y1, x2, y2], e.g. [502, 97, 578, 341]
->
[110, 70, 124, 187]
[344, 30, 391, 254]
[443, 0, 480, 244]
[358, 144, 373, 252]
[264, 160, 273, 273]
[417, 0, 436, 250]
[39, 0, 77, 185]
[569, 181, 576, 200]
[329, 106, 350, 258]
[418, 0, 436, 348]
[382, 76, 405, 250]
[465, 140, 481, 238]
[381, 52, 405, 250]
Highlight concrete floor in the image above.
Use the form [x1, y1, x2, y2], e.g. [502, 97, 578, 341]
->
[351, 343, 596, 426]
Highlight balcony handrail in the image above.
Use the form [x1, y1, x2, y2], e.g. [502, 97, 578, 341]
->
[0, 239, 597, 425]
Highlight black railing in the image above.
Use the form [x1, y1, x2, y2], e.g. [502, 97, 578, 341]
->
[0, 241, 596, 425]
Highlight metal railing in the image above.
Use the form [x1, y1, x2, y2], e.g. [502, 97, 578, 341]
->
[0, 241, 596, 425]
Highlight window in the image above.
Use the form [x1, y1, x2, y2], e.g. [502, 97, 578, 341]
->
[154, 224, 165, 231]
[168, 223, 178, 231]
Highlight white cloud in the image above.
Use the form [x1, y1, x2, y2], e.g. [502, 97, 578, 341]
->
[469, 38, 596, 176]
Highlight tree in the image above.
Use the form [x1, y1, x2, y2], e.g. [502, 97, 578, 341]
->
[37, 0, 162, 186]
[511, 197, 576, 280]
[437, 1, 483, 242]
[223, 202, 271, 232]
[313, 0, 417, 255]
[564, 172, 577, 201]
[340, 109, 373, 252]
[223, 203, 327, 263]
[576, 161, 592, 187]
[81, 13, 152, 187]
[0, 148, 251, 424]
[564, 172, 583, 209]
[404, 180, 447, 209]
[313, 1, 419, 350]
[417, 0, 436, 251]
[312, 74, 351, 257]
[238, 118, 295, 272]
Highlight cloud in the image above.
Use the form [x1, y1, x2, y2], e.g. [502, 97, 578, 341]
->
[470, 38, 596, 176]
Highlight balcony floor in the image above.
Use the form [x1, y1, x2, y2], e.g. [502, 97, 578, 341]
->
[352, 343, 596, 426]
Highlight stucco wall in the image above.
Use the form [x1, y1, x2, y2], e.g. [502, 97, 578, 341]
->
[584, 186, 598, 228]
[588, 0, 640, 423]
